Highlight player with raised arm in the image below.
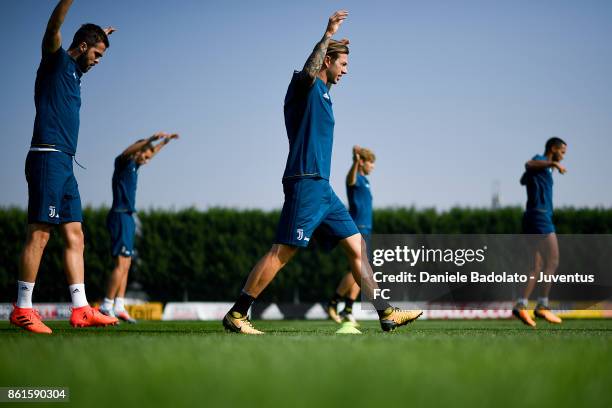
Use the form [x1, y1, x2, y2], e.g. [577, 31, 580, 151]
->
[222, 10, 421, 334]
[98, 133, 179, 323]
[326, 146, 376, 326]
[513, 137, 567, 327]
[10, 0, 118, 334]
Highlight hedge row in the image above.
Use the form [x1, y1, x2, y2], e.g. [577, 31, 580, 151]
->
[1, 207, 611, 303]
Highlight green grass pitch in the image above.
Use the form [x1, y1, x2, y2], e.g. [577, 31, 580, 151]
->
[1, 320, 611, 408]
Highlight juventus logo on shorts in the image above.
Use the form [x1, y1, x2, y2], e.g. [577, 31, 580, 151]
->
[48, 206, 58, 219]
[296, 229, 304, 241]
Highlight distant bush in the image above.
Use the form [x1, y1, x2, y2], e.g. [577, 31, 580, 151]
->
[1, 207, 610, 302]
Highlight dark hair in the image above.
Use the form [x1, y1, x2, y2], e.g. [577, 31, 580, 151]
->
[68, 23, 109, 50]
[545, 137, 566, 153]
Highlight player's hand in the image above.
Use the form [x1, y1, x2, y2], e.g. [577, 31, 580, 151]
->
[103, 26, 117, 36]
[553, 162, 567, 174]
[150, 132, 167, 142]
[325, 10, 348, 37]
[353, 145, 361, 162]
[166, 133, 180, 141]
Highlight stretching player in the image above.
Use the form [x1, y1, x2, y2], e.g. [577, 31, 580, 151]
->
[326, 146, 376, 325]
[513, 137, 567, 327]
[10, 0, 117, 333]
[99, 133, 179, 323]
[223, 10, 421, 334]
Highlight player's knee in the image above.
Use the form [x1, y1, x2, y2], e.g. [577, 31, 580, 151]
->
[534, 259, 543, 272]
[119, 257, 132, 272]
[28, 229, 51, 249]
[345, 244, 362, 262]
[65, 228, 85, 251]
[340, 234, 362, 260]
[269, 244, 297, 265]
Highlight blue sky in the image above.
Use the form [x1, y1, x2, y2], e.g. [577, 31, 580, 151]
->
[1, 0, 611, 211]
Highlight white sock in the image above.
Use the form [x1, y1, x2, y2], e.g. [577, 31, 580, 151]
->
[101, 297, 114, 311]
[114, 297, 126, 313]
[16, 280, 35, 308]
[517, 298, 528, 306]
[69, 283, 89, 308]
[537, 297, 549, 307]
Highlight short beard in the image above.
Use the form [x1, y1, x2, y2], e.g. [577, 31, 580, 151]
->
[76, 53, 89, 72]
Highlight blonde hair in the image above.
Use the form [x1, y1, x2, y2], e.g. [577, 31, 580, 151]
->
[326, 39, 349, 60]
[359, 147, 375, 162]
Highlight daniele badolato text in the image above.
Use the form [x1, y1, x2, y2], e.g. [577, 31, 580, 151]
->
[371, 245, 595, 284]
[373, 271, 595, 284]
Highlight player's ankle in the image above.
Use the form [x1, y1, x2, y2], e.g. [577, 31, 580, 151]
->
[69, 283, 88, 308]
[377, 306, 393, 319]
[329, 292, 342, 306]
[230, 291, 256, 317]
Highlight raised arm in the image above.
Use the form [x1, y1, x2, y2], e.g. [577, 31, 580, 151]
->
[300, 10, 348, 86]
[42, 0, 74, 54]
[150, 133, 179, 158]
[525, 159, 566, 174]
[346, 145, 361, 186]
[121, 132, 167, 158]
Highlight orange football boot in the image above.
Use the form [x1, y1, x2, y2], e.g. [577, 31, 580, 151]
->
[70, 305, 118, 328]
[512, 304, 536, 327]
[534, 305, 562, 324]
[10, 305, 52, 334]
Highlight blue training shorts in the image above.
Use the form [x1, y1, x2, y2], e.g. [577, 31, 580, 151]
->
[522, 210, 555, 234]
[107, 211, 136, 257]
[25, 151, 82, 224]
[275, 178, 359, 249]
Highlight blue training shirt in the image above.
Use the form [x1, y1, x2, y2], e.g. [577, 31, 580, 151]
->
[111, 155, 139, 213]
[521, 154, 554, 214]
[347, 173, 373, 232]
[282, 72, 335, 180]
[31, 48, 83, 155]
